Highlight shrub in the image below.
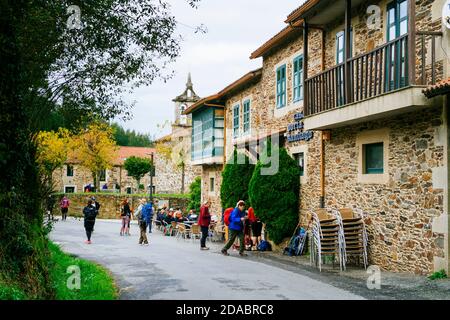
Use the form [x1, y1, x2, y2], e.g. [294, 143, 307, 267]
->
[220, 149, 255, 209]
[428, 269, 447, 280]
[187, 177, 201, 212]
[248, 144, 300, 244]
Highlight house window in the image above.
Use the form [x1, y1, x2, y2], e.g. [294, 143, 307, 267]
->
[243, 100, 251, 135]
[64, 186, 75, 193]
[364, 142, 384, 174]
[293, 56, 303, 102]
[276, 64, 286, 108]
[233, 104, 240, 138]
[99, 169, 106, 181]
[66, 165, 74, 177]
[210, 177, 215, 192]
[294, 152, 305, 177]
[126, 187, 132, 194]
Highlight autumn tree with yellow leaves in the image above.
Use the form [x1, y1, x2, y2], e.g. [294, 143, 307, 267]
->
[35, 128, 71, 193]
[71, 123, 118, 191]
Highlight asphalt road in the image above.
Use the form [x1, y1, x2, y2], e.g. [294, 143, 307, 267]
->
[50, 218, 364, 300]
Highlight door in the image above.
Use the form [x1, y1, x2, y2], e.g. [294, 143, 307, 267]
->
[386, 0, 408, 91]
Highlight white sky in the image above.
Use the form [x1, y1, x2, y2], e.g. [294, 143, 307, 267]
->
[116, 1, 306, 139]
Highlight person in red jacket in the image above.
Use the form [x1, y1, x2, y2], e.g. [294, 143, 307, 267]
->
[198, 200, 211, 250]
[248, 207, 262, 251]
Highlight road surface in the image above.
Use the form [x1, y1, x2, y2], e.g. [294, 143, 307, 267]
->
[50, 218, 364, 300]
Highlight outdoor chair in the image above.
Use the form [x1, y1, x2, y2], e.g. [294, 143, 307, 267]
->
[176, 223, 189, 240]
[334, 208, 368, 269]
[190, 224, 201, 242]
[162, 221, 172, 236]
[309, 208, 346, 272]
[171, 221, 178, 236]
[211, 224, 226, 242]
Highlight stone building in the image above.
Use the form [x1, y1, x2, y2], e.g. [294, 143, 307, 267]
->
[53, 146, 155, 194]
[153, 74, 202, 194]
[184, 0, 450, 275]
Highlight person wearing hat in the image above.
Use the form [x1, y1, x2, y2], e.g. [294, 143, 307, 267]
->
[221, 200, 248, 257]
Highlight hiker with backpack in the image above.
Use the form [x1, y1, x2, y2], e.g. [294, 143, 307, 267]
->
[120, 198, 132, 236]
[60, 196, 70, 221]
[221, 200, 248, 257]
[83, 199, 98, 244]
[135, 199, 150, 245]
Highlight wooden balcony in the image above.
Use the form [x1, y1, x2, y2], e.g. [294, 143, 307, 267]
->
[304, 31, 444, 127]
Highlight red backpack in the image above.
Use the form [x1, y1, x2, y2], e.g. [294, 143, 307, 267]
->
[223, 208, 233, 226]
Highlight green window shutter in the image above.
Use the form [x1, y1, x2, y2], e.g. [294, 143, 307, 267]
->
[364, 142, 384, 174]
[276, 65, 286, 108]
[293, 56, 303, 102]
[243, 100, 250, 134]
[233, 105, 240, 138]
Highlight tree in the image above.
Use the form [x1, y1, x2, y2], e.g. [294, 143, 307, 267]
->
[187, 176, 201, 212]
[71, 123, 118, 191]
[220, 149, 255, 209]
[124, 156, 153, 193]
[111, 123, 153, 147]
[34, 128, 70, 195]
[248, 144, 301, 245]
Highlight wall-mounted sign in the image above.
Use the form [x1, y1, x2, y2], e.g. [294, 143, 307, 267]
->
[444, 0, 450, 29]
[286, 112, 314, 142]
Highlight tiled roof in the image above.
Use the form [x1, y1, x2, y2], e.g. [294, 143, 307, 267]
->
[422, 78, 450, 98]
[285, 0, 318, 23]
[115, 146, 155, 165]
[183, 68, 263, 115]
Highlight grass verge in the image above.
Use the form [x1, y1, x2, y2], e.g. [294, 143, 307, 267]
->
[47, 241, 117, 300]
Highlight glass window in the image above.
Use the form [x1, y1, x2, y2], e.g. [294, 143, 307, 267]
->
[66, 165, 74, 177]
[210, 177, 215, 192]
[293, 56, 303, 102]
[294, 152, 305, 177]
[276, 65, 286, 108]
[233, 104, 240, 138]
[64, 186, 75, 193]
[364, 143, 384, 174]
[243, 100, 251, 135]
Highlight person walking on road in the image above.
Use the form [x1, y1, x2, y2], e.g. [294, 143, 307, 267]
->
[221, 200, 248, 257]
[198, 200, 211, 250]
[60, 196, 70, 221]
[83, 199, 98, 244]
[135, 199, 149, 245]
[120, 198, 132, 236]
[143, 201, 154, 234]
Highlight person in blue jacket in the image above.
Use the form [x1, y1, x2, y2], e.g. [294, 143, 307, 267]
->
[142, 201, 154, 234]
[221, 200, 248, 257]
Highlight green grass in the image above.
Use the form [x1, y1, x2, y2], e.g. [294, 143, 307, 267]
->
[428, 269, 448, 280]
[47, 242, 118, 300]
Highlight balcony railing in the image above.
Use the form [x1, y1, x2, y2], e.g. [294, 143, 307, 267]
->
[304, 32, 443, 117]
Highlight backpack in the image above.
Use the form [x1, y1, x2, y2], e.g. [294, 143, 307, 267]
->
[224, 208, 233, 226]
[85, 207, 96, 221]
[257, 240, 271, 251]
[284, 227, 307, 256]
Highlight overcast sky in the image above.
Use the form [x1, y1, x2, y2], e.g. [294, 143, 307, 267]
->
[115, 1, 306, 140]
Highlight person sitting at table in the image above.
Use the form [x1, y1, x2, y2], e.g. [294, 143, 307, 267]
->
[164, 209, 175, 224]
[174, 211, 187, 223]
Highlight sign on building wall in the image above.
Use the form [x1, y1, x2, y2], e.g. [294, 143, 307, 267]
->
[286, 112, 314, 143]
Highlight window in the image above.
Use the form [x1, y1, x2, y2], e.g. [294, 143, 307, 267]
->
[126, 187, 132, 194]
[192, 107, 225, 161]
[66, 165, 74, 177]
[386, 0, 408, 91]
[294, 152, 305, 177]
[99, 169, 106, 181]
[336, 30, 353, 106]
[233, 104, 240, 138]
[243, 100, 251, 135]
[293, 56, 303, 102]
[364, 142, 384, 174]
[276, 65, 286, 108]
[210, 177, 215, 192]
[64, 186, 75, 193]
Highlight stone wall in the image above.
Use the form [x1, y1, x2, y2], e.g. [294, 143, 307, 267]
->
[309, 106, 446, 274]
[53, 164, 151, 194]
[51, 193, 189, 219]
[200, 164, 223, 217]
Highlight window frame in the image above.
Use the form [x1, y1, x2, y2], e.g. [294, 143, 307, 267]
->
[293, 55, 304, 103]
[363, 142, 384, 174]
[66, 164, 74, 177]
[233, 104, 240, 138]
[276, 64, 287, 108]
[242, 99, 251, 135]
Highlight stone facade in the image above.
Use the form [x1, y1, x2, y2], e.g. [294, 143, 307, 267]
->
[53, 164, 151, 194]
[200, 164, 223, 217]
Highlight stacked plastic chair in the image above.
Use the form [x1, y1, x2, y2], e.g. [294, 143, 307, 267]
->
[335, 208, 369, 269]
[309, 209, 346, 272]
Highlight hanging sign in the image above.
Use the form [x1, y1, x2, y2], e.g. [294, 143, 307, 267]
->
[444, 0, 450, 29]
[286, 112, 314, 142]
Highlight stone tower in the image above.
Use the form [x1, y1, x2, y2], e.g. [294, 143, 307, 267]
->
[172, 73, 200, 126]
